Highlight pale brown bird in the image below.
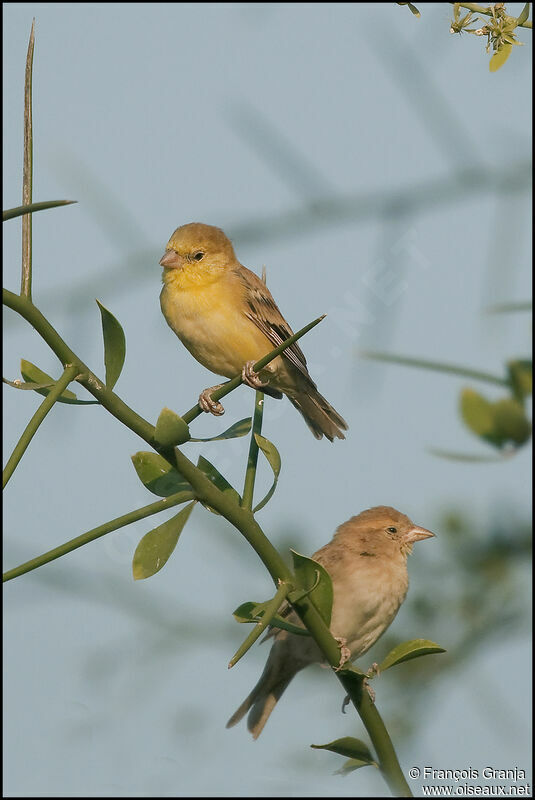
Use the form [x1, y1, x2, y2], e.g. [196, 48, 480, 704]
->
[159, 222, 347, 441]
[226, 506, 435, 738]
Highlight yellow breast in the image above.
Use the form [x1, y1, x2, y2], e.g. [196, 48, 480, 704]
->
[160, 267, 276, 379]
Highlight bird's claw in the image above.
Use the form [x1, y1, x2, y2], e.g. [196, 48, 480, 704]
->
[360, 662, 380, 703]
[364, 678, 376, 703]
[366, 662, 380, 680]
[199, 386, 225, 416]
[341, 665, 375, 711]
[333, 637, 351, 671]
[241, 360, 268, 390]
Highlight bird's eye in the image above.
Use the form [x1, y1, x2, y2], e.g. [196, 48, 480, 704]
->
[193, 251, 204, 261]
[386, 526, 397, 534]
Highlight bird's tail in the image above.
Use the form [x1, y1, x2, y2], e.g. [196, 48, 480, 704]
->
[226, 643, 300, 739]
[288, 384, 347, 442]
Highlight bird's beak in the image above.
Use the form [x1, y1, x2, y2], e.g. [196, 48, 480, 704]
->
[404, 525, 435, 545]
[159, 249, 184, 269]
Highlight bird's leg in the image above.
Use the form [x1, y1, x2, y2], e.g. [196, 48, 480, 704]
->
[241, 360, 269, 390]
[366, 662, 380, 680]
[362, 662, 380, 703]
[341, 694, 351, 714]
[198, 385, 225, 416]
[363, 679, 376, 703]
[333, 637, 351, 671]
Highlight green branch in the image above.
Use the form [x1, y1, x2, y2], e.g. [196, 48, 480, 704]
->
[173, 446, 292, 582]
[171, 445, 410, 794]
[3, 289, 157, 445]
[360, 350, 508, 387]
[181, 313, 326, 425]
[21, 19, 35, 299]
[450, 2, 532, 29]
[4, 289, 408, 792]
[4, 290, 326, 453]
[3, 364, 79, 488]
[2, 490, 194, 582]
[486, 300, 532, 313]
[241, 390, 265, 510]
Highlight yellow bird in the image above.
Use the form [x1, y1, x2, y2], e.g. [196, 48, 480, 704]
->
[159, 223, 347, 441]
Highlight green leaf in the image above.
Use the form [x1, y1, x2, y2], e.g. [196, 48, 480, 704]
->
[3, 199, 76, 221]
[132, 451, 192, 496]
[489, 43, 513, 72]
[290, 551, 333, 627]
[154, 407, 190, 446]
[311, 737, 377, 765]
[507, 360, 532, 401]
[378, 639, 446, 672]
[197, 455, 241, 513]
[96, 300, 126, 390]
[335, 757, 378, 776]
[190, 417, 252, 442]
[252, 433, 281, 512]
[132, 501, 195, 580]
[517, 3, 530, 25]
[228, 582, 290, 668]
[492, 397, 532, 446]
[460, 388, 495, 438]
[460, 388, 531, 448]
[232, 600, 310, 637]
[20, 359, 97, 405]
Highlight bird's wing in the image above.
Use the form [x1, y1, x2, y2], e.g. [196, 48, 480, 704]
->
[235, 265, 315, 384]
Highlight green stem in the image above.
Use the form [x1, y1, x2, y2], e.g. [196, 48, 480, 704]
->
[171, 445, 409, 793]
[241, 391, 264, 510]
[173, 446, 292, 583]
[450, 2, 532, 28]
[228, 580, 288, 668]
[181, 314, 326, 424]
[4, 291, 408, 792]
[3, 364, 79, 488]
[3, 290, 157, 445]
[4, 291, 325, 452]
[355, 690, 412, 796]
[287, 597, 411, 795]
[2, 490, 194, 582]
[21, 20, 35, 300]
[360, 350, 508, 387]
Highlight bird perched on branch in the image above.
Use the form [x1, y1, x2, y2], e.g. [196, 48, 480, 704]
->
[226, 506, 435, 738]
[159, 222, 347, 441]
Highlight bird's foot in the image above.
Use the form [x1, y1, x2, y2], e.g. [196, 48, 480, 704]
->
[341, 694, 351, 714]
[198, 385, 225, 416]
[241, 360, 268, 390]
[366, 662, 380, 680]
[333, 637, 351, 671]
[364, 678, 376, 703]
[362, 663, 380, 703]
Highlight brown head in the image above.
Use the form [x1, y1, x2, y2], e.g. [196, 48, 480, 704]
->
[159, 222, 237, 274]
[334, 505, 435, 558]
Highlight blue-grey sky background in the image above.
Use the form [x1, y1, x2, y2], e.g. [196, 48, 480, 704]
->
[3, 3, 532, 797]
